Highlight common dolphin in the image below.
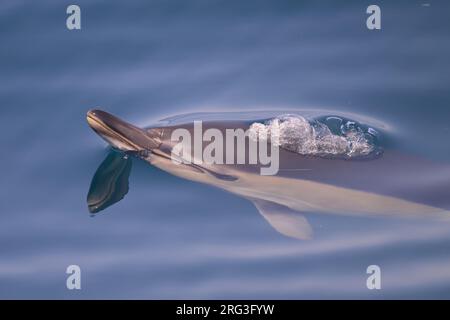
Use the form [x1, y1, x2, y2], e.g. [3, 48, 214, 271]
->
[86, 109, 450, 239]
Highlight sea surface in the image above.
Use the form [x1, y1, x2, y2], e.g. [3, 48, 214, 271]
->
[1, 0, 450, 298]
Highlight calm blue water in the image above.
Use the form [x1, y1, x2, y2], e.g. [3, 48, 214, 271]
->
[1, 0, 450, 299]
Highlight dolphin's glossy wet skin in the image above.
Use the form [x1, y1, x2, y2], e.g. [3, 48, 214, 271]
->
[87, 110, 450, 240]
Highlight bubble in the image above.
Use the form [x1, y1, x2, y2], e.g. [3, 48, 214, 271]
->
[248, 114, 382, 159]
[323, 116, 343, 135]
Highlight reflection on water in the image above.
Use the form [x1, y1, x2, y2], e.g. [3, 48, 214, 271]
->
[87, 151, 132, 214]
[1, 0, 450, 298]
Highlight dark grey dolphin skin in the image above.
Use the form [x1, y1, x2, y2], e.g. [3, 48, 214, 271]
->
[86, 109, 450, 239]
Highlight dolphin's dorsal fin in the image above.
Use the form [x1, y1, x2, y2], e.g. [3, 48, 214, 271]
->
[252, 200, 313, 240]
[87, 150, 132, 214]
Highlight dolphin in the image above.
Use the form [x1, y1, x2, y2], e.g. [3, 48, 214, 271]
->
[86, 109, 450, 239]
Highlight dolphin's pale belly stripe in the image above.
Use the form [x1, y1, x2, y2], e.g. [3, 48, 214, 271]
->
[151, 156, 450, 219]
[234, 174, 449, 217]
